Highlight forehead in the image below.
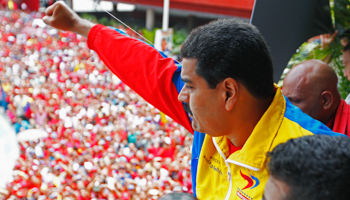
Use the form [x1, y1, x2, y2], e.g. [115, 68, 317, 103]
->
[283, 71, 315, 96]
[181, 58, 198, 77]
[283, 73, 305, 93]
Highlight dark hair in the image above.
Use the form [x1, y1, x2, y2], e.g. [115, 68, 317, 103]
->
[180, 18, 274, 99]
[159, 192, 197, 200]
[267, 135, 350, 200]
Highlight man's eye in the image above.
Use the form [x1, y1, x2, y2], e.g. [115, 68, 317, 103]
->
[288, 98, 300, 104]
[185, 85, 193, 89]
[290, 99, 301, 104]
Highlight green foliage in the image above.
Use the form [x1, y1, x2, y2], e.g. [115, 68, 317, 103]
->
[80, 13, 98, 23]
[283, 0, 350, 99]
[108, 19, 120, 27]
[141, 28, 156, 44]
[333, 55, 350, 99]
[172, 29, 188, 55]
[98, 17, 110, 26]
[286, 40, 349, 99]
[334, 0, 350, 28]
[140, 28, 188, 55]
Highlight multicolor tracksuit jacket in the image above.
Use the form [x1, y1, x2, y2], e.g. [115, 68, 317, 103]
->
[87, 25, 343, 200]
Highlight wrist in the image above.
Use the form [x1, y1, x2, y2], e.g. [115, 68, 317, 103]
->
[74, 18, 95, 37]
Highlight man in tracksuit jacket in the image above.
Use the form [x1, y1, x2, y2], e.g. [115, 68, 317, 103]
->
[43, 2, 343, 200]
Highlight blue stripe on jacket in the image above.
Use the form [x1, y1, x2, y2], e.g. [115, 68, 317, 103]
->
[283, 96, 345, 137]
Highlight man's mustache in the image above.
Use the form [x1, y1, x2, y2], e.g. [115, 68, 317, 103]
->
[183, 103, 193, 116]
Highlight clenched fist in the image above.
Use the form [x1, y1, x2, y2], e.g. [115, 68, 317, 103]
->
[42, 1, 94, 37]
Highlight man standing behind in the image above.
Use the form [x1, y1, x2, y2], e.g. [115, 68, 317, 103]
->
[43, 2, 341, 199]
[283, 59, 350, 136]
[263, 134, 350, 200]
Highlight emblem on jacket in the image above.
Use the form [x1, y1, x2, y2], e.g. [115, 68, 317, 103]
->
[236, 170, 260, 200]
[240, 170, 259, 189]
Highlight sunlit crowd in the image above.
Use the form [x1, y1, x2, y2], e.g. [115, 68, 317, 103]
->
[0, 6, 193, 200]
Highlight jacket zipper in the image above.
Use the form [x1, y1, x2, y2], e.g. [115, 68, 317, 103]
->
[212, 138, 233, 200]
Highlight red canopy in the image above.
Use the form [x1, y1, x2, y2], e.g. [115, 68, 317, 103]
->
[105, 0, 254, 18]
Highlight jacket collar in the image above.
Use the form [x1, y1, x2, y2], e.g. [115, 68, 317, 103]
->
[213, 86, 285, 171]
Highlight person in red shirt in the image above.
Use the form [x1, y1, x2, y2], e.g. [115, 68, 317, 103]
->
[159, 137, 176, 160]
[283, 59, 350, 136]
[147, 142, 162, 158]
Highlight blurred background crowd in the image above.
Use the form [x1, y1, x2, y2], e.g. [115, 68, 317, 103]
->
[0, 6, 194, 200]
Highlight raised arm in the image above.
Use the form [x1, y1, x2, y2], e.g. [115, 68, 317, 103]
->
[42, 2, 193, 133]
[87, 25, 192, 132]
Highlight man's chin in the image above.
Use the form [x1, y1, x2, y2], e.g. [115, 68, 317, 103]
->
[191, 120, 202, 132]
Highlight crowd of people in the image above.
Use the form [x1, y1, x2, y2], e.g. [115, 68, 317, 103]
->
[2, 0, 350, 199]
[0, 7, 194, 200]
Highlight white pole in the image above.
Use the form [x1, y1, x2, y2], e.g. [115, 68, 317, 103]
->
[162, 0, 169, 31]
[146, 8, 155, 30]
[67, 0, 73, 8]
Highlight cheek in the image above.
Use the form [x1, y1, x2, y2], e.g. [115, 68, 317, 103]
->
[296, 102, 308, 111]
[189, 97, 207, 122]
[303, 102, 322, 117]
[189, 94, 201, 111]
[189, 100, 199, 117]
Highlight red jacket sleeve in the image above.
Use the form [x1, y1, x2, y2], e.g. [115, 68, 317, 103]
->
[87, 25, 193, 133]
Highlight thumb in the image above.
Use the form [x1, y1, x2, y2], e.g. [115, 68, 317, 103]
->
[42, 16, 53, 26]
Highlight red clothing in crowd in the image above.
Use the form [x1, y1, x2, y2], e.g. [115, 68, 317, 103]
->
[326, 99, 350, 136]
[22, 0, 40, 11]
[147, 146, 162, 157]
[160, 146, 175, 160]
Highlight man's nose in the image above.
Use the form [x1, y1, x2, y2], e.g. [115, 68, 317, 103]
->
[178, 87, 189, 103]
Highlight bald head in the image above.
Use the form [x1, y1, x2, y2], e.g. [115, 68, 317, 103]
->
[285, 59, 338, 93]
[283, 59, 340, 124]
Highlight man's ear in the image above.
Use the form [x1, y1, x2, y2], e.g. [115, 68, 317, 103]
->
[321, 91, 333, 110]
[223, 78, 238, 111]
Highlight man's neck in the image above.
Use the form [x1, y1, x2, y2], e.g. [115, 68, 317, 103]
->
[226, 92, 275, 147]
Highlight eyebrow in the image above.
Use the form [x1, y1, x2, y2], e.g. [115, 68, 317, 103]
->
[181, 78, 193, 83]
